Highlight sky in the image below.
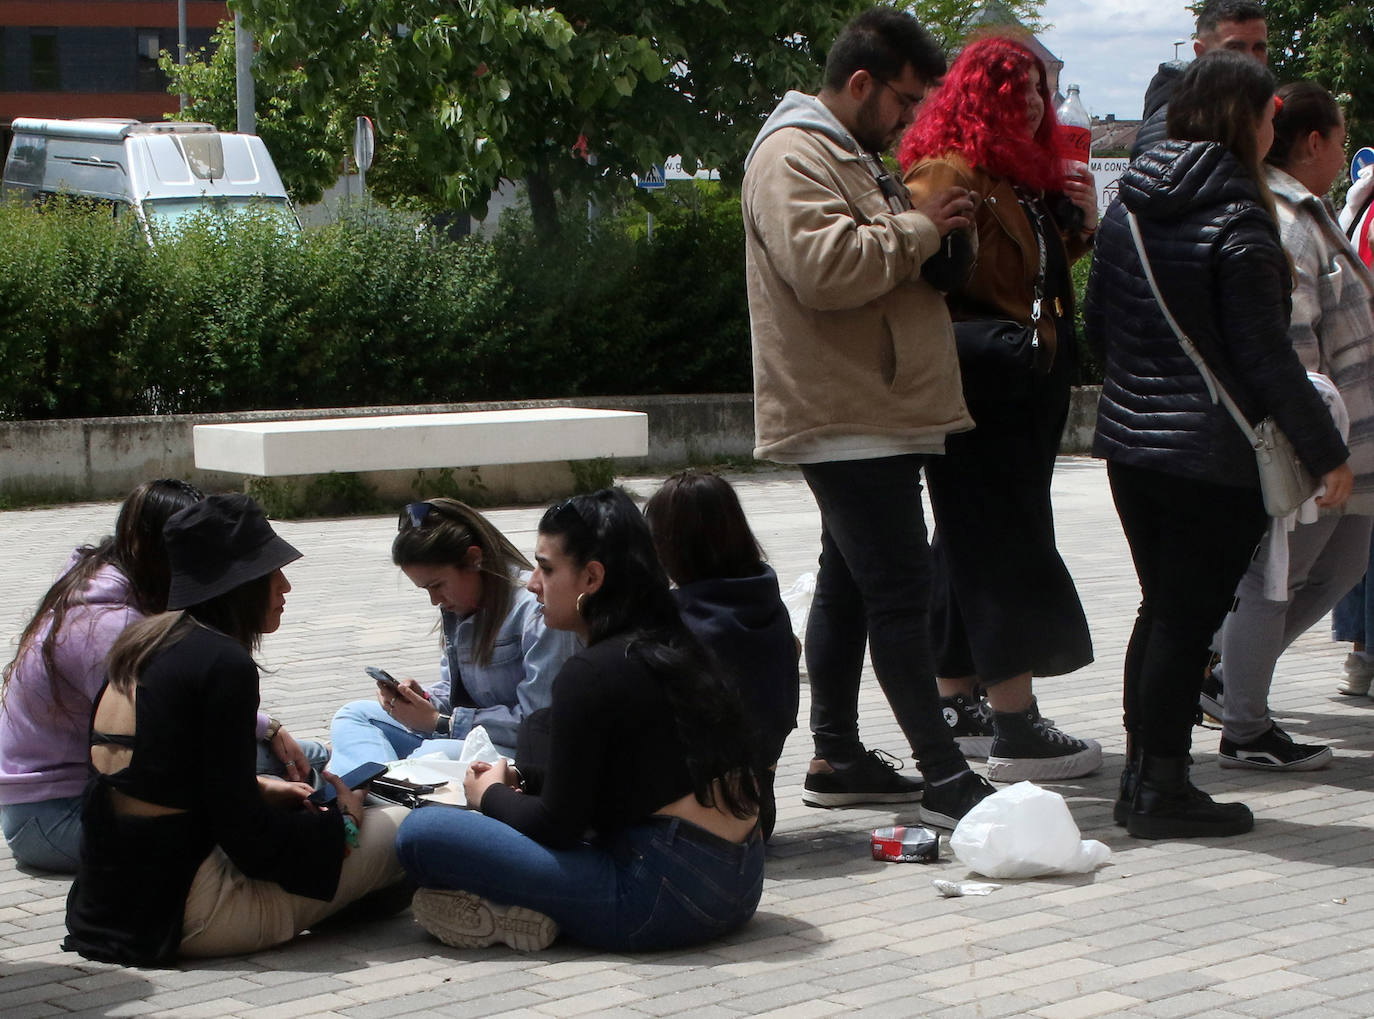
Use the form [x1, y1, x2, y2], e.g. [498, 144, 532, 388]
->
[1036, 0, 1199, 120]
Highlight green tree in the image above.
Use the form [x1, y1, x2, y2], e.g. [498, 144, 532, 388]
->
[234, 0, 869, 235]
[902, 0, 1046, 51]
[1263, 1, 1374, 154]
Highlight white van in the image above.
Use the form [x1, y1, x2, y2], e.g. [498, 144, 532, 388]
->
[1, 118, 298, 236]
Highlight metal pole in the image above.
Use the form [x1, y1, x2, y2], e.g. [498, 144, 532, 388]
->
[234, 13, 256, 134]
[177, 0, 188, 111]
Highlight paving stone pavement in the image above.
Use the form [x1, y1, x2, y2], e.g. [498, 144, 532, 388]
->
[3, 458, 1373, 1017]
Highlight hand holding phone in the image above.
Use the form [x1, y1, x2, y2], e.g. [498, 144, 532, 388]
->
[366, 666, 401, 694]
[308, 761, 388, 806]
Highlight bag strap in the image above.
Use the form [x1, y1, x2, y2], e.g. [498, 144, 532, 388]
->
[1017, 191, 1048, 324]
[1125, 209, 1263, 449]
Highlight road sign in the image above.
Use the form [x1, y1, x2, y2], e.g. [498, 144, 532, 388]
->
[1353, 147, 1374, 183]
[636, 163, 666, 190]
[353, 116, 375, 174]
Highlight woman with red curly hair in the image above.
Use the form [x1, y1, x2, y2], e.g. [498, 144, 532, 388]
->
[900, 34, 1100, 783]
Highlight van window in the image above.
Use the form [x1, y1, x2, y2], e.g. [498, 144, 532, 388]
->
[142, 195, 294, 232]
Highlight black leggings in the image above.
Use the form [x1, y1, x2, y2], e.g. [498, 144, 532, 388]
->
[1108, 461, 1267, 756]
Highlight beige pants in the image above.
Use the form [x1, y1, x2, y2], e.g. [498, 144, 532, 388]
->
[180, 803, 408, 958]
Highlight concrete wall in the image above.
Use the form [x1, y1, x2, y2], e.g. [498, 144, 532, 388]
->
[0, 389, 1099, 505]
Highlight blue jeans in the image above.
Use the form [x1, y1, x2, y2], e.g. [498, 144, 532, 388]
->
[1332, 519, 1374, 643]
[799, 455, 965, 779]
[0, 796, 83, 872]
[255, 739, 331, 782]
[330, 700, 426, 775]
[395, 808, 764, 952]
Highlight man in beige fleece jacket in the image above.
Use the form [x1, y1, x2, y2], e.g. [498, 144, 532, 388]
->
[742, 6, 995, 828]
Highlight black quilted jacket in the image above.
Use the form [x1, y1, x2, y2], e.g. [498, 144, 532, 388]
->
[1085, 140, 1348, 488]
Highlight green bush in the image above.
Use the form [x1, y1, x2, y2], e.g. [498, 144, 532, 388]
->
[0, 185, 752, 421]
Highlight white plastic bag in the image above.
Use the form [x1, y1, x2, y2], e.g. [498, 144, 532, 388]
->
[950, 781, 1110, 879]
[781, 572, 816, 640]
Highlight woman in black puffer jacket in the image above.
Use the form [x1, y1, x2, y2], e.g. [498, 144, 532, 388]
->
[1085, 50, 1352, 841]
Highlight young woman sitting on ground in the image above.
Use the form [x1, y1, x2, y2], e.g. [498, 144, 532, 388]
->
[644, 469, 799, 840]
[0, 480, 324, 873]
[63, 494, 407, 965]
[328, 498, 577, 774]
[395, 488, 764, 952]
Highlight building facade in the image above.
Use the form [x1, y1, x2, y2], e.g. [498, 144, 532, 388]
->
[1, 1, 225, 153]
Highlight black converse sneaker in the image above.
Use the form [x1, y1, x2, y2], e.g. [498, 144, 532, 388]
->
[986, 706, 1103, 783]
[1219, 723, 1333, 771]
[918, 768, 996, 829]
[411, 888, 559, 951]
[940, 693, 994, 759]
[802, 749, 924, 807]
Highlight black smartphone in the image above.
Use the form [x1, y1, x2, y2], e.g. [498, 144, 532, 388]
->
[366, 666, 401, 694]
[307, 761, 389, 806]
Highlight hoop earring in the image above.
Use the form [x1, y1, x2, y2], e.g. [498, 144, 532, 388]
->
[575, 592, 587, 615]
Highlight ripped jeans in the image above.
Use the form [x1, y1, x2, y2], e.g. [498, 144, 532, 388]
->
[395, 807, 764, 951]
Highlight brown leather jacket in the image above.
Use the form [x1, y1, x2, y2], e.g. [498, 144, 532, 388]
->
[904, 152, 1090, 369]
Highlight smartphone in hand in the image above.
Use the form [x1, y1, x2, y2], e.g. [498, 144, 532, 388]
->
[308, 761, 389, 805]
[366, 666, 401, 694]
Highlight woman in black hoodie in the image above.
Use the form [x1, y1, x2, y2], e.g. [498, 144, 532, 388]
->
[1085, 50, 1352, 840]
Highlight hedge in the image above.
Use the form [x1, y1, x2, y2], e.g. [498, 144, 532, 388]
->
[0, 186, 1097, 422]
[0, 186, 752, 420]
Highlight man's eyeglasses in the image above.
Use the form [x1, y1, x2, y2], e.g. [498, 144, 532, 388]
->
[874, 77, 924, 111]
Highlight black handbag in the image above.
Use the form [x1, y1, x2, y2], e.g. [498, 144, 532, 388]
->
[952, 193, 1048, 404]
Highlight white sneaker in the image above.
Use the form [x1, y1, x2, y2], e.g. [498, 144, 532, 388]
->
[1338, 653, 1374, 696]
[412, 888, 558, 951]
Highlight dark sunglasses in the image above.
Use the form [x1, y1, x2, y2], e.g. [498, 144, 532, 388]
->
[399, 501, 436, 530]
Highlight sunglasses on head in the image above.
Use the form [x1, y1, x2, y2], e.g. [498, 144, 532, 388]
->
[399, 501, 436, 530]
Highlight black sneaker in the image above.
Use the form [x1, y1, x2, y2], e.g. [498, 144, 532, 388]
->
[802, 749, 924, 807]
[918, 769, 995, 828]
[986, 706, 1103, 783]
[940, 694, 994, 759]
[1199, 661, 1224, 722]
[1219, 723, 1333, 771]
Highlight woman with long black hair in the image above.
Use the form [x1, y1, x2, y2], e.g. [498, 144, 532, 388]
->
[396, 488, 763, 952]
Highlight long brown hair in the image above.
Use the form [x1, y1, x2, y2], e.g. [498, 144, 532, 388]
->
[392, 498, 532, 666]
[1167, 49, 1279, 220]
[1, 479, 201, 717]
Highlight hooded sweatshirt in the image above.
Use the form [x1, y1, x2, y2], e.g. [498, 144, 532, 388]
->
[742, 91, 972, 463]
[674, 565, 798, 761]
[0, 556, 140, 804]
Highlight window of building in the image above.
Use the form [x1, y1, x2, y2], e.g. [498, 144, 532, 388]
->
[31, 30, 60, 91]
[136, 29, 165, 91]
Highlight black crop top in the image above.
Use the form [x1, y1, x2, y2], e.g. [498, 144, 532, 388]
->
[63, 623, 344, 966]
[481, 635, 699, 848]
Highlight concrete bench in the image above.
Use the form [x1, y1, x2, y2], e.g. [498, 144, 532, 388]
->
[192, 407, 649, 504]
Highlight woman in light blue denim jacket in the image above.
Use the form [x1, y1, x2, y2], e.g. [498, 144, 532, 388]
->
[330, 500, 578, 773]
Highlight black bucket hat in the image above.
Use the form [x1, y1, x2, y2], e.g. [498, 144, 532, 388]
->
[164, 494, 302, 611]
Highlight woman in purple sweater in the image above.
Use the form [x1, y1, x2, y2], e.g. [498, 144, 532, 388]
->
[0, 480, 321, 871]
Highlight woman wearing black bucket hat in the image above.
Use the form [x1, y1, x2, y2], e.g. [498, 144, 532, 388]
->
[63, 494, 407, 965]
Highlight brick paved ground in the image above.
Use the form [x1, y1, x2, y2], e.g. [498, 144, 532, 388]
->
[3, 459, 1373, 1017]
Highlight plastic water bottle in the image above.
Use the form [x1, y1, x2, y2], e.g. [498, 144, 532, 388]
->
[1055, 84, 1092, 166]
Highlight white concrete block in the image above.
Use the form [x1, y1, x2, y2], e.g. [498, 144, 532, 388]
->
[192, 408, 648, 476]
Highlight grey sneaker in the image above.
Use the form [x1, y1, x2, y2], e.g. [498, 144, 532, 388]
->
[412, 888, 558, 951]
[1338, 653, 1374, 696]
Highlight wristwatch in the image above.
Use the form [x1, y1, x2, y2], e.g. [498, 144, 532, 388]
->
[263, 717, 282, 743]
[434, 713, 453, 736]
